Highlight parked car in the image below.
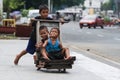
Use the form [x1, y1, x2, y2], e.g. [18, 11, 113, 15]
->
[79, 15, 104, 29]
[27, 10, 40, 24]
[10, 11, 22, 21]
[64, 14, 71, 21]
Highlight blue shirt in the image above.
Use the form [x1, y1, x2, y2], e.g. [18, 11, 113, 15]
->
[46, 38, 61, 53]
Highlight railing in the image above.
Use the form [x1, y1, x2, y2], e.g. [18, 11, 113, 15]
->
[2, 19, 15, 27]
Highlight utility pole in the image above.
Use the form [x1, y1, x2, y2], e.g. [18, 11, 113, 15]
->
[115, 0, 119, 17]
[89, 0, 92, 7]
[99, 0, 103, 11]
[24, 1, 26, 9]
[48, 0, 50, 12]
[48, 0, 53, 13]
[0, 0, 3, 20]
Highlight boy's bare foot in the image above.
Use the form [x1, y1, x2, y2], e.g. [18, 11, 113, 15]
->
[65, 56, 72, 60]
[43, 57, 50, 61]
[14, 55, 20, 65]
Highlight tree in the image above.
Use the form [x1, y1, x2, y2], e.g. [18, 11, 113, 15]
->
[53, 0, 85, 9]
[3, 0, 85, 15]
[3, 0, 24, 18]
[20, 0, 85, 10]
[102, 0, 114, 11]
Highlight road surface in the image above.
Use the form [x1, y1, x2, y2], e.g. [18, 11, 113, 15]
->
[0, 40, 120, 80]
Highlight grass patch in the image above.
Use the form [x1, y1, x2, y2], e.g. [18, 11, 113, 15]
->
[0, 34, 17, 39]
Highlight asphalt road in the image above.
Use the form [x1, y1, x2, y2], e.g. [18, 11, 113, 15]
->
[60, 21, 120, 65]
[0, 21, 120, 80]
[0, 40, 120, 80]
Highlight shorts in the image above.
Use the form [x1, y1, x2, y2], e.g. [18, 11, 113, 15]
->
[48, 49, 65, 60]
[26, 32, 36, 55]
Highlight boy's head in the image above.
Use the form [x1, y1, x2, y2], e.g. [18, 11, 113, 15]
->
[39, 25, 49, 40]
[50, 27, 60, 38]
[39, 5, 49, 19]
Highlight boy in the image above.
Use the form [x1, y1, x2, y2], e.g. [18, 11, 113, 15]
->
[34, 25, 49, 63]
[41, 27, 71, 60]
[14, 5, 52, 65]
[35, 25, 49, 49]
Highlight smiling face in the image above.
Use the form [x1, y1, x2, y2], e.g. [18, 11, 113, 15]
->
[39, 28, 49, 40]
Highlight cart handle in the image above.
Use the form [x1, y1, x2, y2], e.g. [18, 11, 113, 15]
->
[32, 19, 69, 23]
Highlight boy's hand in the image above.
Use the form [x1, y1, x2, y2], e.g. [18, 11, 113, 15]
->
[59, 18, 64, 24]
[35, 42, 43, 48]
[28, 18, 35, 26]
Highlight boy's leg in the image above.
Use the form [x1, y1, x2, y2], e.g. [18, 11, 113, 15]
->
[14, 31, 36, 65]
[33, 54, 38, 64]
[64, 48, 71, 60]
[41, 48, 50, 60]
[14, 49, 27, 65]
[33, 54, 37, 61]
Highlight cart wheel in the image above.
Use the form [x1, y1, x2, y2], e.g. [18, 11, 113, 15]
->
[63, 69, 66, 73]
[58, 69, 61, 72]
[37, 67, 41, 71]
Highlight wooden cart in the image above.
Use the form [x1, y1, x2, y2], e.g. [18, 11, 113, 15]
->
[35, 20, 76, 72]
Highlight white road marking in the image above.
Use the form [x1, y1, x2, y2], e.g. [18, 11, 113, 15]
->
[71, 52, 120, 80]
[86, 32, 91, 34]
[114, 37, 120, 41]
[97, 34, 104, 37]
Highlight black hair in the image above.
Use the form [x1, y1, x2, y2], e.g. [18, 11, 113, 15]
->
[39, 25, 48, 31]
[50, 27, 60, 36]
[39, 4, 49, 13]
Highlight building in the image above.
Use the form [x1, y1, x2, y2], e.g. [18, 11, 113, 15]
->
[84, 0, 101, 15]
[84, 0, 109, 15]
[114, 0, 120, 17]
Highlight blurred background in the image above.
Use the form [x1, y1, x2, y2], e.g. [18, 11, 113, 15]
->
[0, 0, 119, 23]
[0, 0, 120, 37]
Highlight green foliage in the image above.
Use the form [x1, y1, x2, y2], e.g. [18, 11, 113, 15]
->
[0, 9, 2, 21]
[21, 9, 29, 17]
[54, 0, 85, 7]
[3, 0, 85, 17]
[3, 0, 25, 18]
[104, 16, 111, 22]
[19, 0, 85, 10]
[102, 0, 115, 10]
[3, 0, 25, 11]
[0, 9, 1, 16]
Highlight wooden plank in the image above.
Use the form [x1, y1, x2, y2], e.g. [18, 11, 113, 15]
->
[45, 64, 72, 69]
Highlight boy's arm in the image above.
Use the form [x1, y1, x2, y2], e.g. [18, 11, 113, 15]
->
[59, 18, 64, 25]
[42, 40, 48, 48]
[28, 18, 35, 26]
[35, 41, 43, 48]
[59, 41, 63, 49]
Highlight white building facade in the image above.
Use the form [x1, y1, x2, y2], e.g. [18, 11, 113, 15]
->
[83, 0, 108, 15]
